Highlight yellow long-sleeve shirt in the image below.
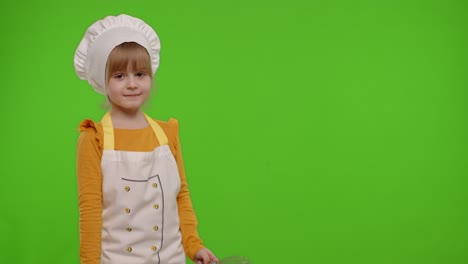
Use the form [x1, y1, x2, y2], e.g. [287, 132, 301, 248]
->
[76, 117, 204, 264]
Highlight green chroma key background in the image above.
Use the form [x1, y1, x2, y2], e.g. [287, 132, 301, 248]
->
[1, 0, 467, 263]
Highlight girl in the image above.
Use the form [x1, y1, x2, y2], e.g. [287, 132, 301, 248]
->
[74, 14, 218, 264]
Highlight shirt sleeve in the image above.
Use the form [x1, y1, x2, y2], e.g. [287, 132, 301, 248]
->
[170, 118, 206, 260]
[76, 120, 103, 264]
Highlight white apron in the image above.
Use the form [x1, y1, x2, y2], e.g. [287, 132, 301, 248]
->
[100, 112, 186, 264]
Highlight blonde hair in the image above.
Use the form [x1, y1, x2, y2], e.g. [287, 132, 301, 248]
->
[105, 41, 153, 85]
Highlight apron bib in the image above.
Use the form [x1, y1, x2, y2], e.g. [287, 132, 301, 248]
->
[100, 112, 186, 264]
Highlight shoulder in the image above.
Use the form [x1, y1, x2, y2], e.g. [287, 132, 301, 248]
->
[153, 118, 181, 153]
[77, 119, 104, 149]
[79, 119, 97, 132]
[154, 118, 180, 137]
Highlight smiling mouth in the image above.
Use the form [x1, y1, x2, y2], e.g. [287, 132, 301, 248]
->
[124, 94, 142, 97]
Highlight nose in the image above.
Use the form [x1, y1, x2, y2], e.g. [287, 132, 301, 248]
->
[127, 75, 137, 89]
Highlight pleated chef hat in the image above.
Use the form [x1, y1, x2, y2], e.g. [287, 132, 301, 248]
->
[74, 14, 160, 95]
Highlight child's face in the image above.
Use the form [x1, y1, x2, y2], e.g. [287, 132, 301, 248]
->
[106, 65, 151, 113]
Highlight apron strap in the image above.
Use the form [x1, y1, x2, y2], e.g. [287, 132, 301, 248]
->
[101, 112, 168, 150]
[144, 113, 168, 146]
[101, 112, 115, 150]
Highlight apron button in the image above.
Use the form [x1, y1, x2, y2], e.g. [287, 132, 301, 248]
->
[125, 208, 131, 213]
[127, 247, 132, 252]
[152, 183, 158, 188]
[153, 204, 159, 209]
[124, 186, 130, 192]
[126, 227, 132, 232]
[153, 225, 159, 231]
[151, 245, 157, 251]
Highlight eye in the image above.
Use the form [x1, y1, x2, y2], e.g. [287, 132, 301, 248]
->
[136, 71, 147, 77]
[113, 73, 125, 79]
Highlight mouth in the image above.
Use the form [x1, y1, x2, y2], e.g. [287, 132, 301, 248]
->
[124, 94, 142, 97]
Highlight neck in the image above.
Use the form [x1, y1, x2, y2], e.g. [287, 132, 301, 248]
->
[109, 108, 148, 129]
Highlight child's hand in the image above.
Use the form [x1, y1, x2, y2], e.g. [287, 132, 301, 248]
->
[194, 247, 218, 264]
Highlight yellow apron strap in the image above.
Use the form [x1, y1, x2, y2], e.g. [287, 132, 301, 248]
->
[101, 112, 168, 150]
[144, 113, 168, 146]
[101, 112, 115, 150]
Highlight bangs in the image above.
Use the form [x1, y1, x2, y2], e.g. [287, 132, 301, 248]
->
[106, 42, 152, 81]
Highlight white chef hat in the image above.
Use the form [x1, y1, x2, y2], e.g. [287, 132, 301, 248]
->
[74, 14, 161, 95]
